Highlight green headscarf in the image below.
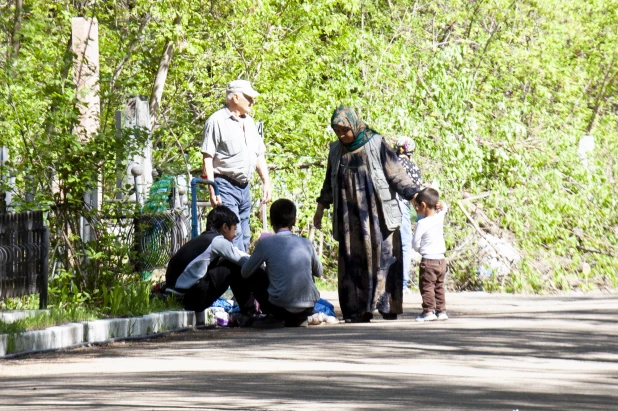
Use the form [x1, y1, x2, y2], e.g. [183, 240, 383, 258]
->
[331, 106, 378, 152]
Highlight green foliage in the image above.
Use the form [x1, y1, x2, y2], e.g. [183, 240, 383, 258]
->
[101, 280, 181, 317]
[0, 306, 97, 335]
[0, 0, 617, 297]
[0, 294, 40, 310]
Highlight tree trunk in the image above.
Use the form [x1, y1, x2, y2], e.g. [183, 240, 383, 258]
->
[149, 15, 182, 130]
[10, 0, 23, 58]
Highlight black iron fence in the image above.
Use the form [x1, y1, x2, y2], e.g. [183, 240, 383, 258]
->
[0, 211, 49, 308]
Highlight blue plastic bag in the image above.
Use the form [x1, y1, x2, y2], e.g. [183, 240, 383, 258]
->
[313, 298, 336, 317]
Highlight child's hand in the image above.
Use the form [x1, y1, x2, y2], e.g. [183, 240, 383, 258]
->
[436, 201, 444, 211]
[411, 251, 422, 264]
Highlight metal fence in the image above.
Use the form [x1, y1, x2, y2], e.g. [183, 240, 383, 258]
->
[75, 205, 191, 275]
[132, 211, 190, 272]
[0, 211, 49, 308]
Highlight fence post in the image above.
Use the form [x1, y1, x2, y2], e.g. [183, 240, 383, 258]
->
[39, 226, 49, 309]
[0, 147, 8, 213]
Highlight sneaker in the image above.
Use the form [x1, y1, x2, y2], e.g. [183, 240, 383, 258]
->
[415, 311, 437, 322]
[252, 315, 285, 329]
[436, 311, 449, 321]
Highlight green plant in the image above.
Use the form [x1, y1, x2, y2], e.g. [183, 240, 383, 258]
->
[101, 280, 181, 318]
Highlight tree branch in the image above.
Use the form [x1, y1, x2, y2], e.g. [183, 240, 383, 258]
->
[110, 12, 152, 92]
[149, 15, 182, 130]
[586, 54, 618, 133]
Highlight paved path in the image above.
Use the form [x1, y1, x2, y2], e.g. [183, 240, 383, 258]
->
[1, 291, 617, 410]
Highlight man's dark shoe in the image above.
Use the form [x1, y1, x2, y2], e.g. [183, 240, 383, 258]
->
[229, 312, 263, 328]
[380, 313, 398, 320]
[252, 315, 285, 329]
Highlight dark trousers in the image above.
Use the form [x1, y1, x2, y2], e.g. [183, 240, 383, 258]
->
[419, 258, 447, 313]
[183, 259, 256, 313]
[244, 268, 313, 325]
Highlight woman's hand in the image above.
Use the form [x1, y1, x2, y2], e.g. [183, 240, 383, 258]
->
[313, 204, 325, 229]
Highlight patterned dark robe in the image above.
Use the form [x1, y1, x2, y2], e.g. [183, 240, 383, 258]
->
[317, 138, 419, 320]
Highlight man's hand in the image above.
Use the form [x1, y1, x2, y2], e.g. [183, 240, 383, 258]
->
[209, 186, 222, 208]
[262, 181, 272, 204]
[313, 205, 324, 230]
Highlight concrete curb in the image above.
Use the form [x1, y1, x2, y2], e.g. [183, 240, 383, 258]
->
[0, 310, 214, 358]
[0, 310, 50, 324]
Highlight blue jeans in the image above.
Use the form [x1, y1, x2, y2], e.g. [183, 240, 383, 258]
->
[215, 176, 251, 252]
[398, 200, 412, 289]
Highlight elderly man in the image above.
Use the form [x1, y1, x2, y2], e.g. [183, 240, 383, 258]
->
[201, 80, 272, 252]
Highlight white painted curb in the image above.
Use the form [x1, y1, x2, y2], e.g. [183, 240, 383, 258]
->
[0, 310, 50, 324]
[0, 310, 213, 358]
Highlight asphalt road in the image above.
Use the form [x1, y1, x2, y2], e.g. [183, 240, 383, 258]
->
[1, 291, 617, 410]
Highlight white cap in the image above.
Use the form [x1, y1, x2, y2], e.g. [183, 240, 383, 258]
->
[226, 80, 259, 98]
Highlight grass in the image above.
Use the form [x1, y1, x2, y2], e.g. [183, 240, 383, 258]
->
[0, 307, 98, 335]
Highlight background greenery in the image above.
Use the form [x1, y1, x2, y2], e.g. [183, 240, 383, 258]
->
[0, 0, 616, 313]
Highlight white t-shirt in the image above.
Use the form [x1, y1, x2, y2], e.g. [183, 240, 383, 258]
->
[412, 203, 448, 260]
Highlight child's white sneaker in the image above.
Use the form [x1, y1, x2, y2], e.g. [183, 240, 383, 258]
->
[436, 311, 449, 321]
[415, 311, 437, 322]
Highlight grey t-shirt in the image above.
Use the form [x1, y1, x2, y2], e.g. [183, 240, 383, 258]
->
[200, 107, 266, 184]
[241, 231, 322, 308]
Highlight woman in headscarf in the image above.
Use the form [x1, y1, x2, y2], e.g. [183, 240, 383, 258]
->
[313, 106, 421, 322]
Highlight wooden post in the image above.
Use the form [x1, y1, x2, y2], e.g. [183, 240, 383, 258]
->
[72, 17, 100, 139]
[72, 17, 101, 241]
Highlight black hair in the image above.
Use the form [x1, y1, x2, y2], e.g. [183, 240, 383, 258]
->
[206, 205, 239, 231]
[270, 198, 296, 230]
[414, 187, 440, 209]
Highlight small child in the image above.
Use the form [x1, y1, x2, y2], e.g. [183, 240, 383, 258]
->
[412, 188, 449, 322]
[241, 199, 323, 328]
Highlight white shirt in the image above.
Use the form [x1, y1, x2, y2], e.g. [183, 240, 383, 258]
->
[412, 203, 448, 260]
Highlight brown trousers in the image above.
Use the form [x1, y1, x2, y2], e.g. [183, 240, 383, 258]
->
[419, 258, 447, 313]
